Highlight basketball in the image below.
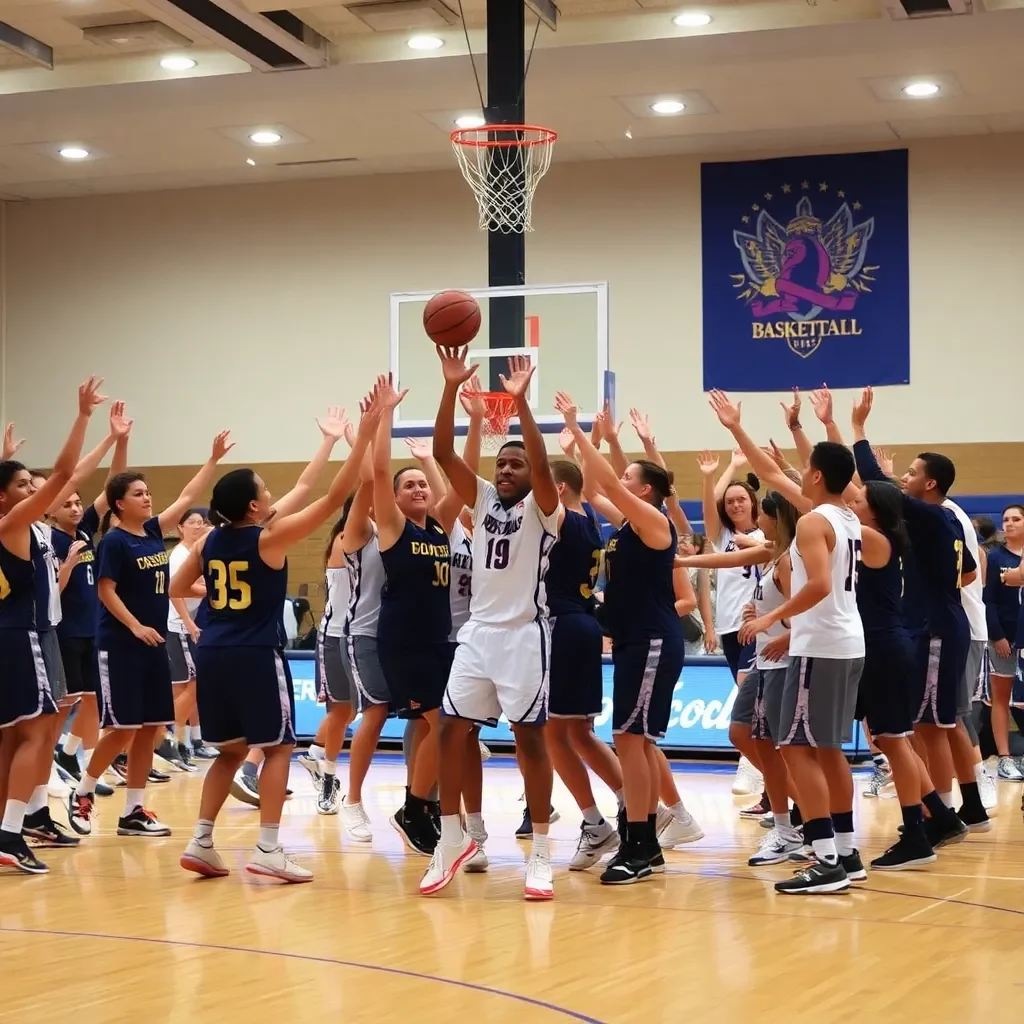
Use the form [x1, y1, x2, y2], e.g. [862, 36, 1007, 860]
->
[423, 290, 481, 347]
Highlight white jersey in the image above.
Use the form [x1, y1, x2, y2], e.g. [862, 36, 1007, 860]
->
[753, 559, 791, 670]
[32, 521, 61, 629]
[320, 564, 349, 639]
[789, 504, 865, 659]
[167, 543, 200, 634]
[345, 529, 384, 638]
[943, 499, 987, 642]
[449, 517, 473, 641]
[712, 527, 765, 634]
[464, 478, 559, 629]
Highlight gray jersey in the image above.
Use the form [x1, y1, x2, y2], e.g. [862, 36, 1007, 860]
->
[321, 564, 350, 639]
[344, 531, 383, 638]
[32, 521, 61, 629]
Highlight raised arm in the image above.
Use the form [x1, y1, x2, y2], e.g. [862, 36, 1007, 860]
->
[95, 413, 133, 516]
[2, 422, 25, 462]
[432, 345, 479, 509]
[341, 453, 375, 555]
[808, 386, 862, 500]
[49, 401, 131, 515]
[714, 450, 744, 502]
[849, 387, 889, 485]
[697, 450, 724, 543]
[436, 379, 484, 535]
[780, 388, 813, 468]
[372, 376, 410, 549]
[272, 406, 351, 520]
[404, 437, 447, 514]
[157, 430, 235, 535]
[501, 355, 558, 516]
[596, 402, 627, 477]
[631, 407, 691, 537]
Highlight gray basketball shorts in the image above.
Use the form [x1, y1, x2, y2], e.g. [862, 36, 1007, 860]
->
[316, 632, 355, 705]
[751, 666, 788, 743]
[40, 628, 69, 703]
[346, 634, 391, 713]
[729, 671, 758, 727]
[778, 656, 864, 749]
[962, 639, 987, 714]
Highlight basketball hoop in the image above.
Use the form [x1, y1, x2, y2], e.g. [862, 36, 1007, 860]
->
[462, 391, 517, 450]
[451, 124, 557, 234]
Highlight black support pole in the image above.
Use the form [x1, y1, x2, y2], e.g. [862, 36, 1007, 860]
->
[485, 0, 526, 390]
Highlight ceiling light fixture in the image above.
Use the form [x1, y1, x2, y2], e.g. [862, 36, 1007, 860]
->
[902, 81, 940, 97]
[160, 55, 196, 70]
[58, 146, 90, 160]
[407, 35, 444, 50]
[673, 12, 712, 26]
[454, 114, 486, 129]
[249, 130, 282, 145]
[650, 100, 685, 115]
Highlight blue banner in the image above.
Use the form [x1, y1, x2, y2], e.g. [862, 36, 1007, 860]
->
[701, 149, 909, 392]
[287, 653, 860, 753]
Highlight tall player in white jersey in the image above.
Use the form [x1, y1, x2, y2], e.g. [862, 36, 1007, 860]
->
[423, 347, 561, 901]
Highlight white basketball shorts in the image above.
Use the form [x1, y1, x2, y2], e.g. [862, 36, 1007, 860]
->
[442, 619, 550, 727]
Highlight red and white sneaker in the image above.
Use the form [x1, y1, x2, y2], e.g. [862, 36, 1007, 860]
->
[67, 792, 95, 836]
[419, 835, 477, 895]
[524, 853, 553, 900]
[181, 840, 230, 878]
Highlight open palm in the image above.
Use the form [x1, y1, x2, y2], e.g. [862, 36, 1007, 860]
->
[499, 354, 534, 399]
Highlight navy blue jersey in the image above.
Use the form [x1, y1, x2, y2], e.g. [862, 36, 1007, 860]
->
[546, 508, 603, 616]
[1015, 591, 1024, 650]
[857, 544, 906, 641]
[198, 525, 287, 648]
[0, 532, 42, 630]
[603, 518, 682, 643]
[52, 506, 100, 640]
[96, 517, 170, 646]
[983, 544, 1022, 642]
[898, 546, 928, 636]
[378, 517, 451, 645]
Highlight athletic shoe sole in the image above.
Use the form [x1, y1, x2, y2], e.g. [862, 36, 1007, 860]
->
[117, 826, 172, 837]
[524, 885, 554, 901]
[776, 879, 851, 895]
[245, 863, 313, 883]
[419, 840, 479, 895]
[964, 819, 993, 834]
[0, 852, 48, 874]
[871, 854, 937, 871]
[180, 853, 230, 878]
[229, 780, 260, 808]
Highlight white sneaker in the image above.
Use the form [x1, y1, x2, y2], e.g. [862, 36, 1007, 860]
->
[465, 828, 489, 873]
[658, 811, 705, 849]
[977, 763, 998, 812]
[997, 756, 1023, 781]
[180, 840, 229, 878]
[864, 763, 896, 799]
[246, 846, 313, 883]
[341, 798, 372, 842]
[524, 853, 554, 900]
[48, 762, 71, 799]
[748, 827, 804, 866]
[420, 834, 477, 895]
[655, 803, 673, 836]
[297, 753, 324, 791]
[569, 819, 619, 870]
[317, 774, 340, 816]
[731, 756, 763, 797]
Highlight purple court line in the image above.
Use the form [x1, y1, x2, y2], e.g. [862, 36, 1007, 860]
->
[0, 925, 606, 1023]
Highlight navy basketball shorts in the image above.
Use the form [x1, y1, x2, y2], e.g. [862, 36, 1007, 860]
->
[166, 631, 197, 684]
[378, 638, 450, 719]
[548, 612, 604, 719]
[195, 646, 296, 748]
[316, 632, 354, 705]
[913, 630, 969, 728]
[59, 635, 99, 699]
[721, 631, 756, 681]
[98, 642, 174, 730]
[611, 633, 684, 740]
[751, 665, 788, 742]
[730, 670, 758, 728]
[778, 656, 863, 749]
[856, 634, 917, 739]
[0, 629, 57, 728]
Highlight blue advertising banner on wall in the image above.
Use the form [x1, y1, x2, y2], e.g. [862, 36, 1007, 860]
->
[287, 653, 860, 753]
[701, 148, 910, 392]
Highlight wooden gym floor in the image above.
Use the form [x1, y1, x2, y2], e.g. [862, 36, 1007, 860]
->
[2, 754, 1023, 1024]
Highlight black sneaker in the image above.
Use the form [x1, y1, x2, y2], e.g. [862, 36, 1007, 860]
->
[515, 807, 533, 838]
[645, 843, 666, 874]
[193, 743, 220, 759]
[956, 804, 992, 834]
[95, 779, 114, 797]
[924, 813, 970, 849]
[155, 738, 186, 771]
[23, 808, 81, 848]
[616, 806, 627, 842]
[389, 806, 437, 856]
[110, 754, 129, 782]
[870, 832, 937, 871]
[839, 849, 867, 882]
[148, 767, 171, 784]
[428, 800, 441, 839]
[178, 744, 198, 773]
[774, 860, 850, 895]
[0, 829, 48, 873]
[117, 807, 172, 836]
[599, 846, 653, 885]
[54, 746, 83, 782]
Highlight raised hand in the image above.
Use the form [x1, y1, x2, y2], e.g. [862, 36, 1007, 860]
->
[458, 374, 486, 419]
[405, 437, 432, 461]
[780, 387, 801, 430]
[109, 400, 133, 441]
[872, 446, 894, 477]
[78, 376, 108, 417]
[317, 404, 350, 442]
[597, 400, 621, 443]
[809, 384, 834, 425]
[2, 422, 25, 461]
[766, 438, 788, 469]
[630, 408, 653, 444]
[554, 391, 578, 429]
[730, 447, 747, 469]
[376, 372, 409, 410]
[708, 389, 742, 430]
[499, 354, 535, 400]
[558, 427, 576, 457]
[436, 345, 478, 387]
[851, 386, 874, 429]
[210, 430, 235, 462]
[697, 449, 720, 477]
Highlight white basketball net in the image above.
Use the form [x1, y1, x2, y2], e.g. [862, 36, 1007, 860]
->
[451, 125, 557, 234]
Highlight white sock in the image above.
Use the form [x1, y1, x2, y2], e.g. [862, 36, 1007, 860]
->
[190, 726, 202, 743]
[669, 800, 687, 820]
[193, 819, 214, 848]
[309, 744, 325, 760]
[1, 799, 27, 834]
[775, 810, 792, 829]
[124, 788, 145, 814]
[835, 831, 856, 857]
[440, 814, 463, 845]
[26, 785, 48, 816]
[323, 760, 336, 776]
[76, 774, 99, 798]
[581, 805, 603, 826]
[258, 824, 280, 852]
[614, 789, 625, 813]
[532, 833, 550, 858]
[64, 734, 82, 756]
[466, 812, 485, 837]
[810, 836, 838, 865]
[174, 724, 188, 745]
[940, 791, 954, 808]
[83, 749, 95, 767]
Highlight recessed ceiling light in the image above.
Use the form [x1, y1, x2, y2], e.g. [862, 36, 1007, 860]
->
[58, 146, 90, 160]
[407, 35, 444, 50]
[902, 81, 940, 98]
[454, 114, 486, 129]
[650, 100, 685, 115]
[249, 130, 282, 145]
[673, 12, 712, 26]
[246, 158, 256, 166]
[160, 55, 196, 70]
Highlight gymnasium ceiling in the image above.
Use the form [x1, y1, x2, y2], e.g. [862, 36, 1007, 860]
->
[1, 0, 1024, 198]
